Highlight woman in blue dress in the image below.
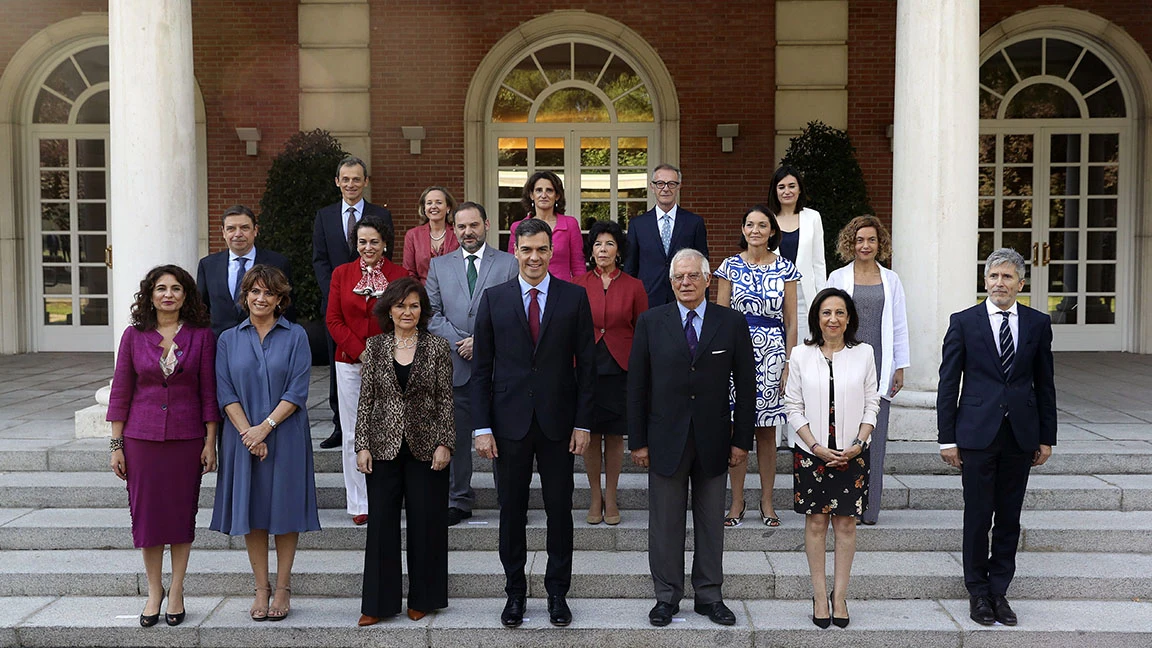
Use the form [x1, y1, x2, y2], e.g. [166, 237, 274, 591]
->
[717, 206, 799, 528]
[212, 265, 321, 622]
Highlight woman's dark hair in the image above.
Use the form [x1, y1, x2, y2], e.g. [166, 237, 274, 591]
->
[584, 220, 626, 268]
[805, 287, 860, 347]
[767, 165, 807, 214]
[348, 214, 394, 254]
[373, 277, 431, 333]
[738, 205, 783, 251]
[520, 170, 566, 215]
[513, 215, 553, 247]
[239, 264, 292, 316]
[129, 264, 210, 331]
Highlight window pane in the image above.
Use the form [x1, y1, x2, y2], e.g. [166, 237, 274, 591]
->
[77, 171, 105, 199]
[33, 89, 70, 124]
[79, 267, 108, 295]
[534, 138, 564, 167]
[534, 44, 571, 84]
[1002, 199, 1031, 228]
[1088, 166, 1118, 195]
[1002, 231, 1031, 256]
[43, 266, 72, 295]
[1049, 199, 1079, 228]
[978, 200, 994, 228]
[1049, 296, 1078, 324]
[75, 90, 109, 124]
[497, 137, 527, 167]
[76, 139, 105, 167]
[536, 88, 609, 123]
[498, 201, 524, 231]
[41, 171, 69, 200]
[78, 234, 106, 263]
[1047, 263, 1077, 293]
[1049, 134, 1080, 163]
[498, 170, 527, 202]
[979, 135, 996, 163]
[1045, 38, 1082, 79]
[503, 57, 548, 100]
[979, 166, 995, 196]
[44, 58, 87, 101]
[77, 203, 106, 231]
[979, 89, 1000, 119]
[1049, 166, 1079, 196]
[615, 86, 654, 122]
[1085, 264, 1115, 293]
[80, 297, 109, 326]
[573, 43, 611, 83]
[979, 50, 1016, 96]
[40, 139, 68, 168]
[1004, 39, 1042, 78]
[44, 298, 72, 325]
[1048, 231, 1078, 262]
[1087, 199, 1117, 227]
[580, 202, 610, 228]
[74, 45, 109, 85]
[620, 201, 646, 230]
[580, 137, 610, 167]
[1086, 297, 1115, 324]
[975, 264, 985, 293]
[492, 87, 530, 123]
[1003, 134, 1032, 163]
[597, 55, 640, 100]
[1004, 84, 1081, 119]
[1069, 51, 1114, 95]
[617, 136, 648, 167]
[1086, 232, 1116, 260]
[1088, 134, 1119, 163]
[1002, 167, 1033, 197]
[1085, 82, 1126, 118]
[42, 234, 70, 262]
[42, 204, 70, 232]
[978, 231, 994, 259]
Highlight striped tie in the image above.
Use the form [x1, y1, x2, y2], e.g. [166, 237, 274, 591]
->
[998, 311, 1014, 377]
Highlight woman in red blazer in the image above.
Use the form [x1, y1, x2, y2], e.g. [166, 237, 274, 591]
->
[573, 220, 647, 525]
[402, 186, 460, 284]
[327, 215, 407, 525]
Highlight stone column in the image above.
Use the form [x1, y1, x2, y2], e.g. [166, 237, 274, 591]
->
[888, 0, 980, 440]
[76, 0, 199, 437]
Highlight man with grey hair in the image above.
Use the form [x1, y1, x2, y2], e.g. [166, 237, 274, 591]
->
[628, 247, 755, 627]
[937, 247, 1057, 627]
[625, 164, 709, 308]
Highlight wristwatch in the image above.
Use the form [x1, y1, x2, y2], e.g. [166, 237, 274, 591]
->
[265, 417, 278, 429]
[851, 438, 865, 448]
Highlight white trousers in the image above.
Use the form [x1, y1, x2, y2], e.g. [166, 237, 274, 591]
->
[335, 361, 368, 516]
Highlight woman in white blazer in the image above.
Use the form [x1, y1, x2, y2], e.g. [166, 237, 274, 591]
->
[769, 166, 828, 345]
[826, 216, 909, 525]
[785, 287, 879, 628]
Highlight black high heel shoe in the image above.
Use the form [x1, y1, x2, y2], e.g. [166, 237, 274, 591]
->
[811, 596, 831, 628]
[139, 589, 165, 628]
[165, 589, 186, 627]
[830, 591, 850, 628]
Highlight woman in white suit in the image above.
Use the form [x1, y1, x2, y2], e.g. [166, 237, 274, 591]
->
[769, 166, 827, 345]
[826, 216, 909, 525]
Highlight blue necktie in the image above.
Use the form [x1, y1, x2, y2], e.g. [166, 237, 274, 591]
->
[232, 257, 248, 302]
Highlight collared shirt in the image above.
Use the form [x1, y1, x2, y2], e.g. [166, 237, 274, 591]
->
[519, 273, 550, 324]
[227, 246, 257, 296]
[463, 243, 487, 275]
[657, 204, 679, 230]
[340, 198, 366, 240]
[676, 298, 706, 340]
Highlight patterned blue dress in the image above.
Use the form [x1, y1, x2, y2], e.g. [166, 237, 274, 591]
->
[715, 254, 801, 427]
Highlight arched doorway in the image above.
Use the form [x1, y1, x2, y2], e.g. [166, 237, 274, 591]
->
[978, 32, 1134, 351]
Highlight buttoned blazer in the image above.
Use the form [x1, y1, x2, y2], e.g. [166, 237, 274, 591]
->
[624, 207, 709, 308]
[937, 301, 1058, 451]
[627, 302, 755, 478]
[426, 246, 519, 386]
[196, 248, 293, 338]
[312, 201, 395, 306]
[471, 275, 596, 441]
[571, 269, 648, 371]
[353, 331, 455, 462]
[325, 259, 407, 363]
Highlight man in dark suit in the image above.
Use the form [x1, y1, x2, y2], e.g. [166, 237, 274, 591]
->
[624, 163, 709, 308]
[628, 247, 755, 628]
[196, 205, 292, 338]
[311, 155, 395, 449]
[472, 217, 596, 628]
[426, 201, 519, 527]
[937, 247, 1057, 627]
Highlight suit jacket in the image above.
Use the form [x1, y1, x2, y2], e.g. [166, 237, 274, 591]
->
[354, 331, 455, 461]
[312, 200, 395, 305]
[937, 301, 1058, 451]
[624, 206, 709, 308]
[627, 302, 755, 477]
[402, 223, 460, 284]
[325, 259, 407, 363]
[426, 246, 519, 386]
[196, 248, 293, 338]
[571, 268, 648, 370]
[471, 275, 596, 441]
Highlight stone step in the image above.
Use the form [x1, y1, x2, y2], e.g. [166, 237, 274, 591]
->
[2, 470, 1150, 511]
[0, 549, 1149, 601]
[4, 596, 1149, 648]
[4, 437, 1151, 475]
[2, 508, 1150, 554]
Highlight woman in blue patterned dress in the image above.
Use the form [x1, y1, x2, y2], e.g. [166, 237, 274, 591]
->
[717, 206, 799, 528]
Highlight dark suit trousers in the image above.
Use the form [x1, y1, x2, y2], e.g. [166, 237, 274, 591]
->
[648, 433, 726, 606]
[361, 441, 449, 616]
[959, 418, 1034, 597]
[495, 416, 574, 597]
[448, 381, 475, 511]
[325, 318, 341, 433]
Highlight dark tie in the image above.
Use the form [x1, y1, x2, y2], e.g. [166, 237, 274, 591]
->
[466, 255, 478, 296]
[999, 311, 1014, 377]
[232, 257, 248, 302]
[685, 309, 699, 357]
[345, 206, 357, 252]
[528, 288, 541, 344]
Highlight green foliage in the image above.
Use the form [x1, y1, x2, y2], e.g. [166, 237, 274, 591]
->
[780, 121, 874, 268]
[258, 129, 347, 322]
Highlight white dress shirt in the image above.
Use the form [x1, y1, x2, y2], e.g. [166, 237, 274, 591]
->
[340, 198, 366, 240]
[463, 243, 487, 275]
[227, 247, 257, 297]
[518, 273, 550, 321]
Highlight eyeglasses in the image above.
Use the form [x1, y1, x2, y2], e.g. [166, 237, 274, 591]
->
[672, 272, 704, 283]
[651, 180, 681, 189]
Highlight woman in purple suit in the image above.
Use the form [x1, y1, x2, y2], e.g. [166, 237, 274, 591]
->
[108, 265, 221, 628]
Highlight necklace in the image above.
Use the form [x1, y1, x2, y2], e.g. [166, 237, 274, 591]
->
[395, 333, 418, 349]
[429, 228, 446, 242]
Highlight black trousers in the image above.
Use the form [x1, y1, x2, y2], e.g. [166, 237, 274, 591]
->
[495, 416, 574, 597]
[959, 418, 1034, 597]
[326, 329, 341, 433]
[361, 441, 449, 616]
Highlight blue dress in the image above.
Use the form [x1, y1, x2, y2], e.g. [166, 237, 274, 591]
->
[211, 317, 321, 536]
[715, 254, 800, 427]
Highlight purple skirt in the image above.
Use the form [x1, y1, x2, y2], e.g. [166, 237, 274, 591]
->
[124, 436, 203, 548]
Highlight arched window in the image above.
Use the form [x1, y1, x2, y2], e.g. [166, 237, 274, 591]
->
[488, 39, 658, 249]
[977, 34, 1131, 350]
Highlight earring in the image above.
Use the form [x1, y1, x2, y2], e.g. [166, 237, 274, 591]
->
[616, 255, 622, 266]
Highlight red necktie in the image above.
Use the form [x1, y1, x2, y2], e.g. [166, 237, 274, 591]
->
[528, 288, 541, 344]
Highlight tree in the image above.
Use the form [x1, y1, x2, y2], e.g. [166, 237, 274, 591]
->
[258, 129, 347, 322]
[780, 121, 874, 268]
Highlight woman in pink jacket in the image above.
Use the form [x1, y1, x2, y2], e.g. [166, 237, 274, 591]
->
[507, 170, 585, 280]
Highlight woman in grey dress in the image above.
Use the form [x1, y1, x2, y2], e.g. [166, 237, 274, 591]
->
[826, 216, 910, 525]
[213, 265, 320, 621]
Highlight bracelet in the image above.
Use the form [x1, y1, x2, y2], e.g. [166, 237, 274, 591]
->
[109, 438, 124, 452]
[810, 442, 822, 451]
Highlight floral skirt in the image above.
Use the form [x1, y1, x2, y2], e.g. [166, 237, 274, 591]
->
[792, 445, 869, 517]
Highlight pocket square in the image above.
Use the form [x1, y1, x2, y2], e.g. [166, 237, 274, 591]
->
[711, 349, 727, 355]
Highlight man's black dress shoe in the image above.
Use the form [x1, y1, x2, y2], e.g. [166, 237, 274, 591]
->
[694, 600, 736, 626]
[501, 595, 526, 627]
[649, 601, 678, 627]
[547, 595, 572, 627]
[969, 595, 996, 626]
[447, 507, 472, 527]
[319, 430, 342, 449]
[991, 594, 1017, 626]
